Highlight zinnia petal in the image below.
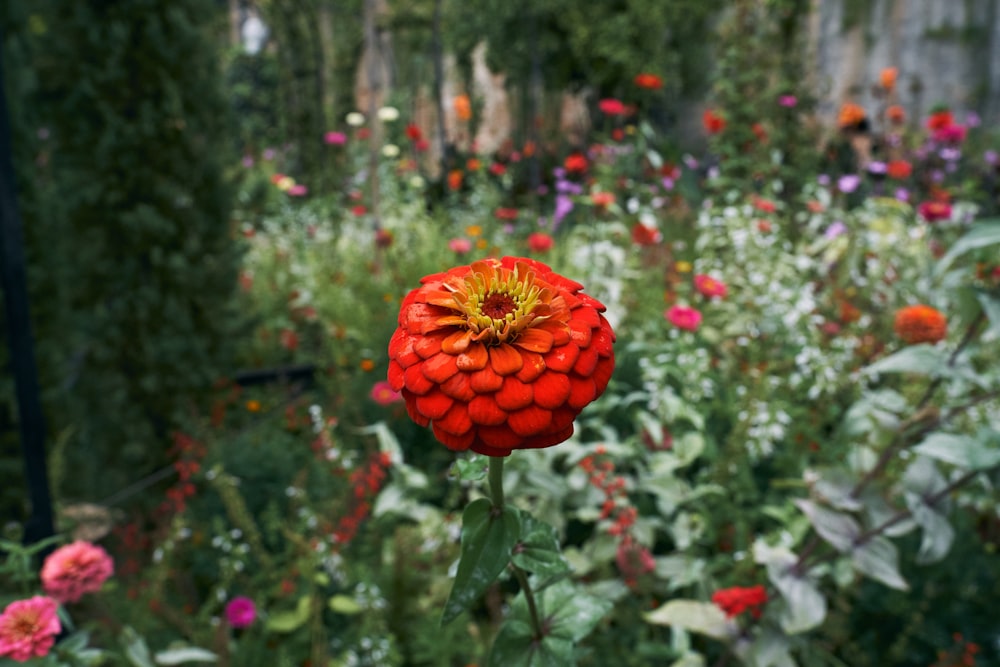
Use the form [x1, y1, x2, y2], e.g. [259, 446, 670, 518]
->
[468, 395, 507, 425]
[456, 343, 489, 371]
[421, 353, 460, 384]
[509, 405, 552, 436]
[531, 372, 571, 410]
[515, 352, 546, 383]
[489, 344, 524, 375]
[404, 364, 434, 395]
[544, 345, 580, 373]
[440, 372, 477, 402]
[495, 376, 533, 411]
[415, 391, 453, 420]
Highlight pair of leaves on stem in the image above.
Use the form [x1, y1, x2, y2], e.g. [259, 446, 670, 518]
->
[443, 498, 612, 666]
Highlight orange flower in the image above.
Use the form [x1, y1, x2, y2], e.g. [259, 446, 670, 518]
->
[453, 94, 472, 122]
[591, 191, 615, 208]
[894, 305, 947, 345]
[838, 102, 867, 129]
[634, 73, 664, 90]
[387, 257, 615, 457]
[886, 105, 906, 124]
[447, 169, 464, 191]
[880, 67, 898, 90]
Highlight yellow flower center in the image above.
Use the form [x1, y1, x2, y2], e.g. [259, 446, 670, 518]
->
[448, 260, 553, 345]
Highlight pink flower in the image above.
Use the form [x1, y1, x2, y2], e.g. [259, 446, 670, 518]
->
[324, 131, 347, 145]
[40, 541, 114, 604]
[778, 95, 798, 108]
[598, 98, 627, 116]
[224, 596, 257, 629]
[370, 380, 402, 405]
[448, 238, 472, 254]
[0, 596, 61, 662]
[665, 305, 702, 331]
[287, 184, 308, 196]
[527, 232, 554, 253]
[694, 274, 728, 299]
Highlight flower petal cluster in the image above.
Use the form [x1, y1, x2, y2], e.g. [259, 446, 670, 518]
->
[694, 274, 728, 299]
[838, 102, 866, 129]
[388, 257, 615, 457]
[224, 596, 257, 629]
[711, 585, 768, 618]
[633, 73, 663, 90]
[0, 596, 61, 662]
[917, 200, 952, 222]
[665, 305, 702, 331]
[40, 541, 114, 604]
[894, 304, 947, 345]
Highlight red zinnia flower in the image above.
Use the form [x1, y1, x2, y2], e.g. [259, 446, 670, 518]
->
[387, 257, 615, 457]
[887, 160, 912, 179]
[633, 73, 664, 90]
[405, 123, 422, 141]
[917, 200, 952, 222]
[711, 585, 768, 618]
[702, 109, 726, 134]
[926, 110, 954, 131]
[694, 274, 728, 299]
[894, 304, 947, 344]
[564, 153, 589, 173]
[631, 222, 662, 246]
[494, 207, 519, 221]
[598, 98, 627, 116]
[527, 232, 554, 253]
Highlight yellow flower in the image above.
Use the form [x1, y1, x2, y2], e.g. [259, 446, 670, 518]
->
[676, 261, 692, 273]
[465, 225, 483, 237]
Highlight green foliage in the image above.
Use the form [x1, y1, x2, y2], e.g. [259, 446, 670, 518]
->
[14, 0, 241, 500]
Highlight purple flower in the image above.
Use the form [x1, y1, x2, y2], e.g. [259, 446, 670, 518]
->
[817, 174, 831, 186]
[837, 174, 861, 193]
[683, 154, 699, 170]
[262, 148, 276, 161]
[966, 111, 981, 128]
[985, 149, 998, 165]
[553, 194, 574, 227]
[939, 147, 961, 162]
[895, 187, 910, 202]
[661, 177, 675, 191]
[824, 221, 847, 239]
[778, 95, 798, 108]
[867, 161, 887, 175]
[241, 155, 254, 168]
[225, 597, 257, 629]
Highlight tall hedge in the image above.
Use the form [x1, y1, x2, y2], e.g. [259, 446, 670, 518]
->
[17, 0, 240, 502]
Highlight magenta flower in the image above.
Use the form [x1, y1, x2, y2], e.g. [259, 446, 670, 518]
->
[0, 596, 61, 662]
[224, 596, 257, 629]
[778, 95, 798, 108]
[324, 131, 347, 145]
[287, 184, 308, 197]
[448, 238, 472, 254]
[370, 380, 402, 405]
[665, 305, 702, 331]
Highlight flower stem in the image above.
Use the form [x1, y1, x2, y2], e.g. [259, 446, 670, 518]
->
[488, 456, 505, 510]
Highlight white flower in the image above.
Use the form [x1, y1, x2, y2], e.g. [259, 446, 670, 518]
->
[382, 144, 400, 158]
[346, 112, 366, 127]
[377, 106, 400, 122]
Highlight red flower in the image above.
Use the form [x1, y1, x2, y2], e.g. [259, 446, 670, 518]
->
[351, 204, 368, 217]
[591, 191, 615, 208]
[711, 585, 768, 618]
[886, 105, 906, 124]
[405, 123, 422, 141]
[694, 274, 728, 299]
[527, 232, 554, 253]
[665, 305, 702, 331]
[564, 153, 589, 173]
[598, 98, 627, 116]
[633, 73, 664, 90]
[631, 222, 662, 246]
[702, 109, 726, 134]
[894, 304, 947, 344]
[387, 257, 615, 457]
[887, 160, 912, 179]
[926, 110, 954, 131]
[917, 200, 952, 222]
[489, 162, 507, 176]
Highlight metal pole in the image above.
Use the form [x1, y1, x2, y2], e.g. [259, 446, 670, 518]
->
[0, 27, 56, 547]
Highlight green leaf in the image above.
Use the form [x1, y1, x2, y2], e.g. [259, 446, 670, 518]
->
[328, 595, 362, 615]
[935, 220, 1000, 275]
[975, 288, 1000, 338]
[453, 455, 489, 482]
[121, 627, 156, 667]
[906, 495, 955, 565]
[743, 628, 797, 667]
[442, 498, 520, 625]
[644, 600, 735, 640]
[488, 619, 574, 667]
[794, 499, 860, 552]
[544, 579, 613, 643]
[912, 431, 1000, 470]
[865, 345, 949, 377]
[154, 647, 218, 665]
[811, 468, 862, 511]
[511, 515, 571, 578]
[768, 564, 827, 634]
[851, 536, 908, 590]
[265, 596, 312, 633]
